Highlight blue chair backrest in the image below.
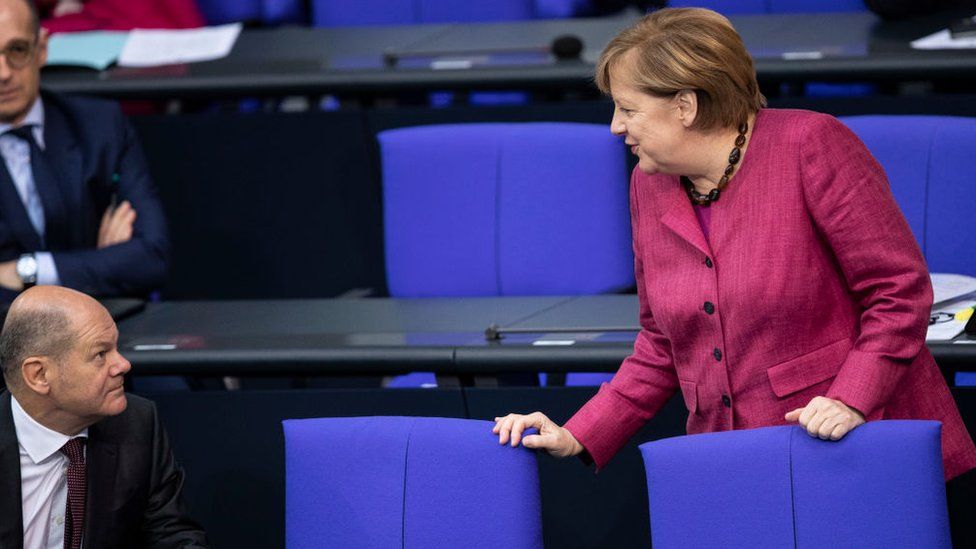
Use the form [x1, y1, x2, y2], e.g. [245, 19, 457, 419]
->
[196, 0, 261, 24]
[640, 421, 950, 548]
[840, 115, 976, 275]
[312, 0, 539, 26]
[198, 0, 305, 25]
[668, 0, 864, 13]
[283, 416, 542, 549]
[378, 122, 633, 297]
[263, 0, 306, 24]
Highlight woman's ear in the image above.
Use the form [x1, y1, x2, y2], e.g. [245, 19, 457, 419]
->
[673, 90, 698, 128]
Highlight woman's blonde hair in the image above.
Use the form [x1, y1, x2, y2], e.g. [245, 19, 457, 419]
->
[596, 8, 766, 131]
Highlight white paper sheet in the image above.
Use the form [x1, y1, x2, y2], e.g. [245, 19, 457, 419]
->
[927, 298, 975, 342]
[118, 23, 242, 68]
[911, 16, 976, 50]
[932, 273, 976, 306]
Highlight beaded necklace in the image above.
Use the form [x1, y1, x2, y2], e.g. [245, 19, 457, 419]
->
[683, 121, 749, 206]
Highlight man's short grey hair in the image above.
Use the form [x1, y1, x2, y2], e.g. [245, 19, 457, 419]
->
[0, 306, 73, 387]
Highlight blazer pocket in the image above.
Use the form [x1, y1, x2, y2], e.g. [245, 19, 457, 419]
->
[766, 338, 852, 398]
[678, 379, 697, 413]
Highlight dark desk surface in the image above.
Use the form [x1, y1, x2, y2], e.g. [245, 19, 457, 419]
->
[118, 295, 974, 376]
[42, 10, 976, 99]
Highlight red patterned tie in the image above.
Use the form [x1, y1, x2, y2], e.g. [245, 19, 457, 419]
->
[60, 438, 87, 549]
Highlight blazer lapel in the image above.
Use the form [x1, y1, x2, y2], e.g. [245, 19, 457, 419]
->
[84, 422, 119, 547]
[659, 180, 711, 257]
[0, 159, 43, 251]
[0, 392, 25, 549]
[38, 102, 83, 250]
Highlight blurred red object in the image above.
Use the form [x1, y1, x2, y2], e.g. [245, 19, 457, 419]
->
[38, 0, 205, 34]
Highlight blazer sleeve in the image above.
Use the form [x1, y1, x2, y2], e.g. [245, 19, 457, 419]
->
[52, 111, 170, 297]
[141, 401, 210, 548]
[563, 169, 679, 470]
[799, 114, 933, 418]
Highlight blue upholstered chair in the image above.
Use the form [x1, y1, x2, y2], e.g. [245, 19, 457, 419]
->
[378, 122, 632, 387]
[378, 122, 632, 297]
[840, 115, 976, 276]
[197, 0, 304, 25]
[283, 416, 542, 549]
[640, 421, 950, 548]
[311, 0, 540, 26]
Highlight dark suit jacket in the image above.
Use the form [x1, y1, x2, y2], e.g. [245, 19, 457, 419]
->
[0, 90, 170, 302]
[0, 391, 209, 548]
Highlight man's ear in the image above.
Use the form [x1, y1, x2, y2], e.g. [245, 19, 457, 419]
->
[673, 89, 698, 128]
[21, 356, 53, 395]
[37, 27, 49, 67]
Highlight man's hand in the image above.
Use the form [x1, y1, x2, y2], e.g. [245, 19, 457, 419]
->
[98, 201, 136, 249]
[492, 412, 584, 458]
[785, 396, 865, 441]
[0, 260, 22, 291]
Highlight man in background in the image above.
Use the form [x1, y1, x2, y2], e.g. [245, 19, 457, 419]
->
[0, 0, 169, 302]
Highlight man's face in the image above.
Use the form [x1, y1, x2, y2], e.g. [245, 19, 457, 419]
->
[0, 0, 45, 125]
[47, 304, 131, 425]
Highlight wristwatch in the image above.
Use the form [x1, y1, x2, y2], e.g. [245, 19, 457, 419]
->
[16, 253, 38, 289]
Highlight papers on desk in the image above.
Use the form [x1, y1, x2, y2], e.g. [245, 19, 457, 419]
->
[928, 298, 975, 342]
[932, 273, 976, 306]
[45, 24, 242, 70]
[46, 31, 129, 70]
[927, 273, 976, 342]
[119, 23, 242, 67]
[912, 16, 976, 50]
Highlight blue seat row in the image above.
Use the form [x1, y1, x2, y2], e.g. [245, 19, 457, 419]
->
[195, 0, 580, 26]
[284, 417, 948, 548]
[378, 116, 976, 388]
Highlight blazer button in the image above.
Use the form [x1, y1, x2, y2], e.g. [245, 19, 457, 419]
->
[713, 348, 722, 361]
[722, 394, 731, 408]
[703, 301, 715, 315]
[705, 257, 713, 268]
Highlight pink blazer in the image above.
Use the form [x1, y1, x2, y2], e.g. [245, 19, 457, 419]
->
[564, 109, 976, 480]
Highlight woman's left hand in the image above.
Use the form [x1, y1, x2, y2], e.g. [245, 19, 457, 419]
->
[785, 396, 865, 441]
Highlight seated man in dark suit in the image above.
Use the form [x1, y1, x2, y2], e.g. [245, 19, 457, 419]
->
[0, 0, 169, 302]
[0, 285, 208, 548]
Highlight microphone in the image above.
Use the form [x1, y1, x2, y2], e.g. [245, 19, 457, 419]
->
[382, 34, 585, 68]
[551, 34, 584, 61]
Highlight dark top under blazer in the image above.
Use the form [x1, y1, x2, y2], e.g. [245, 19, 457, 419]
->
[0, 391, 209, 548]
[0, 90, 170, 302]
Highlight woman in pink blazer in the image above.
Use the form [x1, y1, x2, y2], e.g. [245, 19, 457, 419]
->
[494, 5, 976, 534]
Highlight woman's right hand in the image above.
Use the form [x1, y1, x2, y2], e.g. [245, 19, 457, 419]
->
[492, 412, 584, 458]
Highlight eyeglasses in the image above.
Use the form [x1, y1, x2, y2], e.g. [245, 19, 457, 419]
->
[0, 40, 36, 70]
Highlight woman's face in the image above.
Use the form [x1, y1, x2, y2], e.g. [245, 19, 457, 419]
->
[608, 60, 689, 175]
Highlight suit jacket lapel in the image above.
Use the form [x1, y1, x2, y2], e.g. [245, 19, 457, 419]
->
[84, 422, 118, 547]
[0, 392, 25, 549]
[659, 180, 711, 257]
[38, 101, 83, 250]
[0, 159, 43, 251]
